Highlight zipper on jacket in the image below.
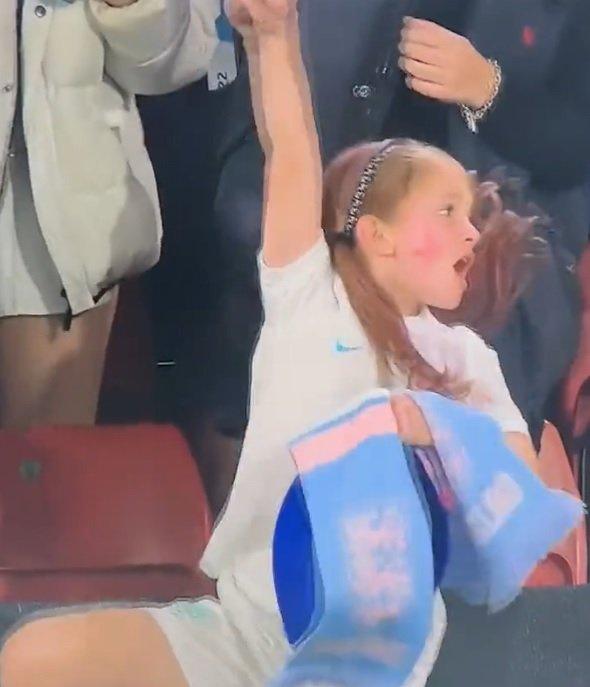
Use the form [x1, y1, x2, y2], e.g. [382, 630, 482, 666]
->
[60, 283, 118, 332]
[60, 289, 73, 331]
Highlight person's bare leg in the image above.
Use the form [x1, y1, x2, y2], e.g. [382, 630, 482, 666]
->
[0, 292, 118, 428]
[0, 609, 188, 687]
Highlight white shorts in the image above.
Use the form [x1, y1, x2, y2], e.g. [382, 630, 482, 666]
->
[147, 587, 290, 687]
[147, 578, 447, 687]
[0, 580, 446, 687]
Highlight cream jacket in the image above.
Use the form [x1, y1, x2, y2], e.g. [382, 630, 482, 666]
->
[0, 0, 219, 315]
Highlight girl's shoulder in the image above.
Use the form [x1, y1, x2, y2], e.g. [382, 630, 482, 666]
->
[446, 321, 492, 353]
[443, 321, 529, 434]
[407, 310, 492, 362]
[443, 320, 501, 373]
[414, 312, 528, 434]
[408, 311, 499, 380]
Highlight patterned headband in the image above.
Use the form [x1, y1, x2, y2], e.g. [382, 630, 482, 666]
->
[342, 141, 399, 238]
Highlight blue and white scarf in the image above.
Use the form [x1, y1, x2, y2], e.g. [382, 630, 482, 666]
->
[272, 390, 584, 687]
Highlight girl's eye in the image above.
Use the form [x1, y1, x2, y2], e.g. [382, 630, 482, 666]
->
[439, 204, 454, 217]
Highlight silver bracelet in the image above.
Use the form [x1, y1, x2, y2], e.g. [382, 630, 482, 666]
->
[460, 59, 503, 134]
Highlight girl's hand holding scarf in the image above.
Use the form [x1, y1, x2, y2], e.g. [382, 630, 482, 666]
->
[390, 394, 434, 447]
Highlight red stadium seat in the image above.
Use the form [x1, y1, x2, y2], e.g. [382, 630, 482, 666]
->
[560, 245, 590, 490]
[526, 422, 587, 588]
[0, 424, 214, 603]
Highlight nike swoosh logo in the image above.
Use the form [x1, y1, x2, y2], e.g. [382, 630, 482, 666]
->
[334, 340, 362, 354]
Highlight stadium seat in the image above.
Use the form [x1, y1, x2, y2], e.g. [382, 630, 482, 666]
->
[525, 422, 587, 587]
[0, 424, 214, 603]
[560, 244, 590, 495]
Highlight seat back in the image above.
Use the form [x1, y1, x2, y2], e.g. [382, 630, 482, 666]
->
[560, 245, 590, 447]
[526, 422, 587, 587]
[0, 424, 213, 603]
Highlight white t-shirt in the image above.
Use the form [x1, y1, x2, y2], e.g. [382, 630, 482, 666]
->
[201, 238, 528, 682]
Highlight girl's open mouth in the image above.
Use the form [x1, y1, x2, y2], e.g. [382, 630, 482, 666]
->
[453, 254, 474, 276]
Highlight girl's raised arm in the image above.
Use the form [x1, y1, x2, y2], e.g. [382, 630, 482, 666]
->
[226, 0, 323, 267]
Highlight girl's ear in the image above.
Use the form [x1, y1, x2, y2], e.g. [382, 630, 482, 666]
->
[356, 215, 396, 257]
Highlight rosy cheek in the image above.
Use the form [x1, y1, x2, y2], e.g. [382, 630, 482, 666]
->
[404, 223, 447, 265]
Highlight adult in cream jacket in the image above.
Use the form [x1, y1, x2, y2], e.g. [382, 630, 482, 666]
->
[0, 0, 218, 427]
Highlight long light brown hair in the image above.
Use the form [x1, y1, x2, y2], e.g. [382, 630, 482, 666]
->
[322, 139, 543, 398]
[436, 173, 547, 337]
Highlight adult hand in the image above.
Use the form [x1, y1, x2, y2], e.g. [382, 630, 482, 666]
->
[224, 0, 297, 38]
[390, 395, 434, 447]
[399, 17, 496, 109]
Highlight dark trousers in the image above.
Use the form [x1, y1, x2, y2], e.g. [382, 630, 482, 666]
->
[138, 82, 237, 425]
[207, 134, 264, 433]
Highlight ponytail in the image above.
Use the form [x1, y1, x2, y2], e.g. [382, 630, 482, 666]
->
[435, 173, 546, 337]
[328, 235, 464, 396]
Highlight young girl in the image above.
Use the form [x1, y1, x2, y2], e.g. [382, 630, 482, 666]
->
[0, 1, 538, 686]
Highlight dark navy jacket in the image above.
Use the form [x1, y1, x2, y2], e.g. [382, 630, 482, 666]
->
[220, 0, 589, 251]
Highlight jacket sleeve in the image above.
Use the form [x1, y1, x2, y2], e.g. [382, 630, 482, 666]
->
[478, 0, 590, 190]
[88, 0, 220, 95]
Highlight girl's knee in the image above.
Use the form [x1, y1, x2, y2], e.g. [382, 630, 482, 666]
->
[0, 609, 180, 687]
[0, 612, 95, 687]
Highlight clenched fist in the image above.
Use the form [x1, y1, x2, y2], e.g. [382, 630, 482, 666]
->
[224, 0, 297, 37]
